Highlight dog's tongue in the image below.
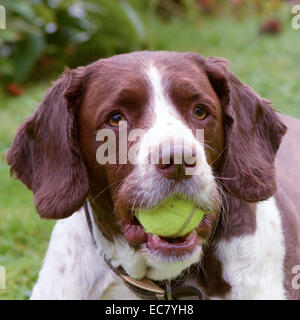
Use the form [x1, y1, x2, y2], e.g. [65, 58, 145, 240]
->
[122, 220, 147, 246]
[147, 231, 199, 255]
[122, 218, 199, 253]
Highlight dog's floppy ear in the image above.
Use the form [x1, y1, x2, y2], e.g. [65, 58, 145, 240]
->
[7, 68, 89, 219]
[192, 54, 287, 201]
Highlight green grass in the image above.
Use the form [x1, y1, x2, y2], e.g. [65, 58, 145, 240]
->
[1, 9, 300, 300]
[0, 82, 55, 299]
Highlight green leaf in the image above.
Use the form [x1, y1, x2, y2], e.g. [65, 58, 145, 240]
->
[13, 33, 45, 83]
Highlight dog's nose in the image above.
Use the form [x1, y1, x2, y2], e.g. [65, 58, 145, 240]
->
[156, 144, 196, 180]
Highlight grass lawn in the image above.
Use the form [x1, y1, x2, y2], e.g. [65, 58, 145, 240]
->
[0, 82, 55, 299]
[1, 10, 300, 299]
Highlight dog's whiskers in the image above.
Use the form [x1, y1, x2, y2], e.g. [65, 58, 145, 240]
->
[92, 177, 126, 202]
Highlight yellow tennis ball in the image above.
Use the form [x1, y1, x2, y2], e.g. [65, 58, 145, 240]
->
[134, 195, 205, 238]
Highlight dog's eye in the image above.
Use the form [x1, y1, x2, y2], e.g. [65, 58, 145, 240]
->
[109, 113, 125, 127]
[193, 105, 208, 120]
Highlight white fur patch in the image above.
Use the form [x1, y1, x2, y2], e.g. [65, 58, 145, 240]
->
[212, 197, 286, 300]
[30, 209, 138, 300]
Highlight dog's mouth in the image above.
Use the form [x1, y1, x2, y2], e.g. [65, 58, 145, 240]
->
[147, 230, 200, 257]
[121, 214, 212, 259]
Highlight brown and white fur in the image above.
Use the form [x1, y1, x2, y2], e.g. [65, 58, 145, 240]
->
[7, 51, 300, 299]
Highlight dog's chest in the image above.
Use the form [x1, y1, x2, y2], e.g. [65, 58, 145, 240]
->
[208, 197, 286, 299]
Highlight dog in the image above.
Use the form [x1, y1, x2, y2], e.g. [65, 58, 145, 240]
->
[7, 51, 300, 299]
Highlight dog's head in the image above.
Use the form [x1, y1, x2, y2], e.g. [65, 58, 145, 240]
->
[7, 51, 286, 280]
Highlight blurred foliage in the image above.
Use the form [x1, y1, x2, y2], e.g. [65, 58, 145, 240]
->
[0, 0, 147, 84]
[0, 0, 290, 85]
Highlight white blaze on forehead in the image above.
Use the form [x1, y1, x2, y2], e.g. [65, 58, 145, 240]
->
[138, 65, 185, 162]
[147, 64, 178, 120]
[145, 64, 196, 142]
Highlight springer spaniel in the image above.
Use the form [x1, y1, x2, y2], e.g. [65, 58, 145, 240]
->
[7, 51, 300, 300]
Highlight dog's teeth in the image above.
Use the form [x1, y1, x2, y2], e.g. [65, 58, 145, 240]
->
[152, 234, 160, 240]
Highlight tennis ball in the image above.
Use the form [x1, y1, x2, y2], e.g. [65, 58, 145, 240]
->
[134, 195, 205, 238]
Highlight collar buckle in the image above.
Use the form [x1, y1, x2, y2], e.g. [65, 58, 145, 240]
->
[120, 274, 167, 300]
